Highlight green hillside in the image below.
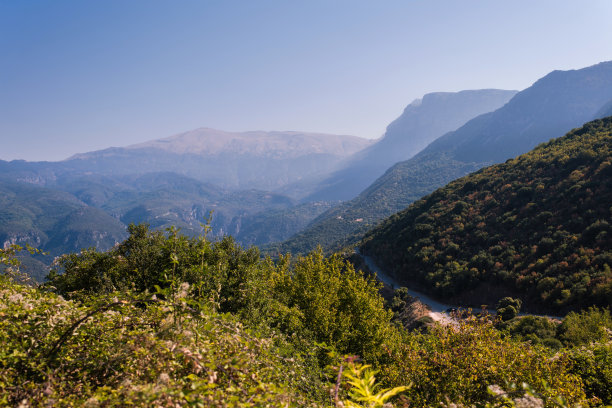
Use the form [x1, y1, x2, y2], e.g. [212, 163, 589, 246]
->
[235, 201, 335, 246]
[0, 181, 127, 280]
[362, 117, 612, 313]
[0, 171, 335, 281]
[271, 152, 482, 255]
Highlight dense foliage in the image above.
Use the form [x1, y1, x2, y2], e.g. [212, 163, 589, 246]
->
[0, 275, 320, 407]
[362, 117, 612, 313]
[4, 230, 609, 406]
[499, 308, 612, 405]
[384, 317, 586, 406]
[47, 224, 397, 363]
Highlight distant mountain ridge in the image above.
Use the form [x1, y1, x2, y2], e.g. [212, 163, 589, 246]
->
[275, 60, 612, 254]
[304, 89, 517, 201]
[112, 128, 367, 158]
[426, 62, 612, 163]
[63, 129, 371, 192]
[0, 127, 372, 278]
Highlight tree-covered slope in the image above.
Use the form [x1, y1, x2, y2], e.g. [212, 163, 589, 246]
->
[277, 60, 612, 255]
[0, 181, 127, 280]
[361, 117, 612, 313]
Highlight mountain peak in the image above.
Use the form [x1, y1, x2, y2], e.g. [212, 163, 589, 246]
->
[121, 128, 371, 158]
[61, 128, 372, 191]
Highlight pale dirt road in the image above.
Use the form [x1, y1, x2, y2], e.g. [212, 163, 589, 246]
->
[358, 250, 563, 323]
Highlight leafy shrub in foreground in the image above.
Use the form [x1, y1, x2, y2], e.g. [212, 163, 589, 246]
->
[557, 307, 612, 347]
[496, 296, 522, 321]
[255, 250, 398, 364]
[381, 317, 586, 407]
[0, 275, 322, 407]
[46, 225, 399, 367]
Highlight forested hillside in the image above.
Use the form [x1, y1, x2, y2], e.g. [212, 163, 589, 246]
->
[276, 61, 612, 255]
[0, 181, 128, 280]
[362, 117, 612, 313]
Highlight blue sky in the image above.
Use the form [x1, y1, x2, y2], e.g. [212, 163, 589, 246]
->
[1, 0, 612, 161]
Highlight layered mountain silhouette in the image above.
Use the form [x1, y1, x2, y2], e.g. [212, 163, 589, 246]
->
[1, 129, 372, 279]
[304, 89, 517, 201]
[0, 170, 334, 280]
[275, 61, 612, 254]
[63, 129, 371, 192]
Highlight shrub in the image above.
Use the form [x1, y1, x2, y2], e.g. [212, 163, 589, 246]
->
[496, 297, 522, 321]
[381, 317, 585, 406]
[557, 307, 612, 346]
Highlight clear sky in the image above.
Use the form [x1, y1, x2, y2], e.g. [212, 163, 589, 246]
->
[1, 0, 612, 161]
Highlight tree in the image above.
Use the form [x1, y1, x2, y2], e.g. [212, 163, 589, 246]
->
[496, 297, 522, 321]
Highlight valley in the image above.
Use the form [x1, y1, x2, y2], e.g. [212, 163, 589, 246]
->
[3, 54, 612, 407]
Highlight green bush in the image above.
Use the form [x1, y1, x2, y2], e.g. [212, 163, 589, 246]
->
[382, 317, 585, 407]
[568, 342, 612, 405]
[558, 307, 612, 346]
[496, 297, 522, 321]
[0, 276, 322, 407]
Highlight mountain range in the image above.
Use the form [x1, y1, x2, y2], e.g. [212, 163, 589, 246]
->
[64, 129, 371, 192]
[275, 61, 612, 255]
[304, 89, 517, 201]
[5, 60, 612, 286]
[0, 90, 521, 279]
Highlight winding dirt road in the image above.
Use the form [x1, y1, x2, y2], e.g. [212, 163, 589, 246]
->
[359, 251, 562, 323]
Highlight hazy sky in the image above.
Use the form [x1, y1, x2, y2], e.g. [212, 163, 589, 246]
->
[2, 0, 612, 161]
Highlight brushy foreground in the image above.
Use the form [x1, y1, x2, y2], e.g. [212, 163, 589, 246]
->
[1, 230, 610, 407]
